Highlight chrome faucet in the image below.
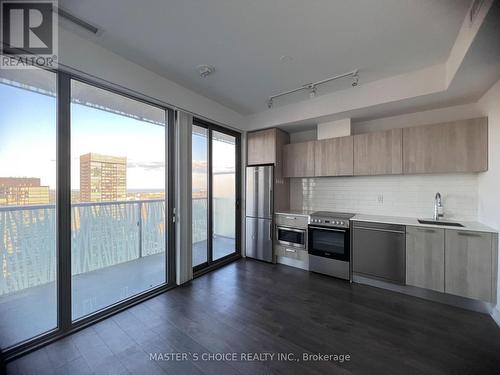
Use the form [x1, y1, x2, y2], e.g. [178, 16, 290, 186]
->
[433, 192, 444, 220]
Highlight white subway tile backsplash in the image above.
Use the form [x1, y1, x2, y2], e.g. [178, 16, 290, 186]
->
[290, 174, 478, 221]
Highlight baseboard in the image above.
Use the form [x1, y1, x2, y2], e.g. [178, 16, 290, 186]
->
[353, 273, 495, 315]
[491, 306, 500, 328]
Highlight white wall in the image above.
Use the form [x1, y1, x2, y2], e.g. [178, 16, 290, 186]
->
[291, 174, 478, 221]
[58, 26, 245, 129]
[477, 79, 500, 316]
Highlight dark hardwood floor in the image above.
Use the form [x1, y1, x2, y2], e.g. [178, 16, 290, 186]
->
[6, 259, 500, 374]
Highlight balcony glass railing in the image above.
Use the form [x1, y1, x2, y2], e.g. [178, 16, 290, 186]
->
[0, 199, 165, 296]
[0, 197, 235, 296]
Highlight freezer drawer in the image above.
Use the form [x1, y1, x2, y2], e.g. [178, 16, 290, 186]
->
[352, 221, 406, 284]
[246, 166, 273, 219]
[246, 217, 273, 262]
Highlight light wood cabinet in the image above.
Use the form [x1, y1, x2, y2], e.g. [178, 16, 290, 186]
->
[247, 128, 278, 165]
[274, 129, 290, 211]
[314, 136, 353, 176]
[246, 128, 290, 211]
[283, 141, 315, 177]
[403, 117, 488, 174]
[445, 230, 497, 302]
[405, 226, 445, 292]
[354, 129, 402, 175]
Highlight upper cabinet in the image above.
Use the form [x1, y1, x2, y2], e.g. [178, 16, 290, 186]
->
[354, 129, 402, 176]
[283, 141, 315, 178]
[247, 128, 278, 165]
[403, 118, 488, 174]
[315, 136, 353, 176]
[263, 116, 488, 179]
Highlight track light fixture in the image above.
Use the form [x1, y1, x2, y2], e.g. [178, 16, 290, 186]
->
[309, 85, 317, 99]
[267, 69, 359, 109]
[352, 70, 359, 87]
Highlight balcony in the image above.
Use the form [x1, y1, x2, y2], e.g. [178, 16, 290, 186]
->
[0, 198, 235, 348]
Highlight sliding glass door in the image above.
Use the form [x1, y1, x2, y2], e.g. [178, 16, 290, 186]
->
[0, 68, 58, 348]
[70, 79, 169, 320]
[0, 69, 174, 356]
[212, 130, 237, 261]
[192, 120, 240, 271]
[192, 125, 209, 267]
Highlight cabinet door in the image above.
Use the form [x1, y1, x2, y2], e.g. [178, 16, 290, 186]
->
[405, 226, 444, 292]
[314, 136, 353, 176]
[282, 141, 315, 177]
[273, 129, 290, 211]
[354, 129, 402, 175]
[445, 230, 493, 302]
[403, 118, 488, 174]
[247, 128, 276, 165]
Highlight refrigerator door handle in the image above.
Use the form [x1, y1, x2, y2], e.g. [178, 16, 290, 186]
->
[269, 222, 272, 241]
[268, 189, 272, 216]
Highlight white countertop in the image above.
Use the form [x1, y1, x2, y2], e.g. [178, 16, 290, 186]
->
[351, 213, 497, 234]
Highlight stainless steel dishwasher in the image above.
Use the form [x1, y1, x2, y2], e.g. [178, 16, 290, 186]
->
[352, 221, 406, 284]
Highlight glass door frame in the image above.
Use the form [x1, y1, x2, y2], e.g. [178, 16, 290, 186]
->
[192, 118, 241, 274]
[3, 70, 177, 361]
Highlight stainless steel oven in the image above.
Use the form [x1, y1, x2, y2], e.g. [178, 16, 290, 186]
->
[308, 211, 355, 280]
[276, 226, 306, 249]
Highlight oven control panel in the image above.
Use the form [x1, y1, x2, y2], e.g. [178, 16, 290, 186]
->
[309, 217, 350, 228]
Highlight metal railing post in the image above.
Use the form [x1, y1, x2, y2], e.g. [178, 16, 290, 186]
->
[138, 201, 143, 258]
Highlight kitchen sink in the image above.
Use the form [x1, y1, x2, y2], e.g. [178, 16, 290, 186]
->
[418, 219, 464, 227]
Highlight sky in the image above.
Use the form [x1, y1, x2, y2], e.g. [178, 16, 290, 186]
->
[0, 77, 235, 192]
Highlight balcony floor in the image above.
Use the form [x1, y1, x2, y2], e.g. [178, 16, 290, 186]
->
[0, 237, 235, 349]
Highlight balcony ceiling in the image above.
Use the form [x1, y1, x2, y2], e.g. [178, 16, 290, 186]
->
[59, 0, 470, 115]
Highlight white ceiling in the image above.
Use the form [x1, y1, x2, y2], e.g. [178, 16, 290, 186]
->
[60, 0, 471, 115]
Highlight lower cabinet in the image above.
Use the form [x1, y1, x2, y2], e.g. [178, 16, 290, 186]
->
[406, 227, 445, 292]
[445, 230, 496, 302]
[404, 227, 497, 303]
[274, 244, 308, 262]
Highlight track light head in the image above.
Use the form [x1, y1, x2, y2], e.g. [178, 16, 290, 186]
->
[309, 85, 317, 99]
[351, 71, 359, 87]
[267, 98, 273, 109]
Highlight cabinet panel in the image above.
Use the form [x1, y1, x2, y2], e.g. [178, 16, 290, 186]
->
[445, 230, 493, 302]
[314, 136, 353, 176]
[274, 244, 308, 261]
[403, 118, 488, 174]
[405, 226, 444, 292]
[354, 129, 402, 175]
[283, 141, 315, 178]
[247, 128, 276, 165]
[274, 129, 290, 211]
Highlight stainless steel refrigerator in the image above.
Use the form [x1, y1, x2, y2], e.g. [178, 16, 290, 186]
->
[245, 165, 274, 262]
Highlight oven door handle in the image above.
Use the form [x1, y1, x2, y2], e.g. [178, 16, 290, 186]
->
[277, 226, 306, 233]
[309, 226, 346, 233]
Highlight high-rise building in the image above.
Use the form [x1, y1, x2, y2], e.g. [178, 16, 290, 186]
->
[0, 177, 50, 206]
[80, 153, 127, 202]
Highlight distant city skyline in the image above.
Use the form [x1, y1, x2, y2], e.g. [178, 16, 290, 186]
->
[1, 76, 235, 203]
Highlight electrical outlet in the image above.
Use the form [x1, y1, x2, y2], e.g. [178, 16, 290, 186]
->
[377, 194, 384, 204]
